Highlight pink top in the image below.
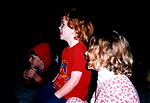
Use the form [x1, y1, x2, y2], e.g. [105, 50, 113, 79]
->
[90, 75, 140, 103]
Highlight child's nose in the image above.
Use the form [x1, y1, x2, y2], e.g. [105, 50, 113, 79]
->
[29, 57, 32, 62]
[58, 26, 61, 29]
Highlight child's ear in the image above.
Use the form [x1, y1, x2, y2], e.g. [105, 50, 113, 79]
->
[71, 29, 76, 35]
[73, 29, 79, 35]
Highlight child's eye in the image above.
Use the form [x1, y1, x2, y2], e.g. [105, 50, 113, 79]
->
[61, 23, 64, 26]
[30, 56, 34, 59]
[61, 22, 64, 26]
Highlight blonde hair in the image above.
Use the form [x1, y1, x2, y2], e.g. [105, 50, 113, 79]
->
[62, 8, 94, 43]
[86, 30, 133, 78]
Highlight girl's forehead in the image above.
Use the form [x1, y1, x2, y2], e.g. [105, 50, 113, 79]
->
[61, 17, 67, 21]
[61, 18, 68, 24]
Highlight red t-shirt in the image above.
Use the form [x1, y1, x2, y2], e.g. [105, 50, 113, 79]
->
[53, 42, 91, 100]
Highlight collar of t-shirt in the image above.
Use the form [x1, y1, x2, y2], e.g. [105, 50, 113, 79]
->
[97, 68, 115, 83]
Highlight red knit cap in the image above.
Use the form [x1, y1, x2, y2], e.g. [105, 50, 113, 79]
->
[29, 42, 52, 73]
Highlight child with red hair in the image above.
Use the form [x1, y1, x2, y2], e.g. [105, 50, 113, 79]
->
[33, 8, 94, 103]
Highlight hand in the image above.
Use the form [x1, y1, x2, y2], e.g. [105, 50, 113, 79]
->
[27, 68, 39, 80]
[23, 69, 30, 80]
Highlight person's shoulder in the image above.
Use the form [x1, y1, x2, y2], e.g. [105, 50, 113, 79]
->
[72, 43, 87, 55]
[76, 42, 87, 49]
[75, 43, 87, 52]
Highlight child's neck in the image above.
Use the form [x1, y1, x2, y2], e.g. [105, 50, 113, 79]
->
[97, 68, 115, 83]
[68, 40, 79, 48]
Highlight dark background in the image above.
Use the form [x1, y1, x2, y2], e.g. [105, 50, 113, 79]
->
[0, 0, 149, 102]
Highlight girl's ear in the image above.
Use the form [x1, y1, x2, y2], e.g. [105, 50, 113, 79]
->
[71, 29, 77, 35]
[74, 29, 79, 34]
[72, 29, 79, 36]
